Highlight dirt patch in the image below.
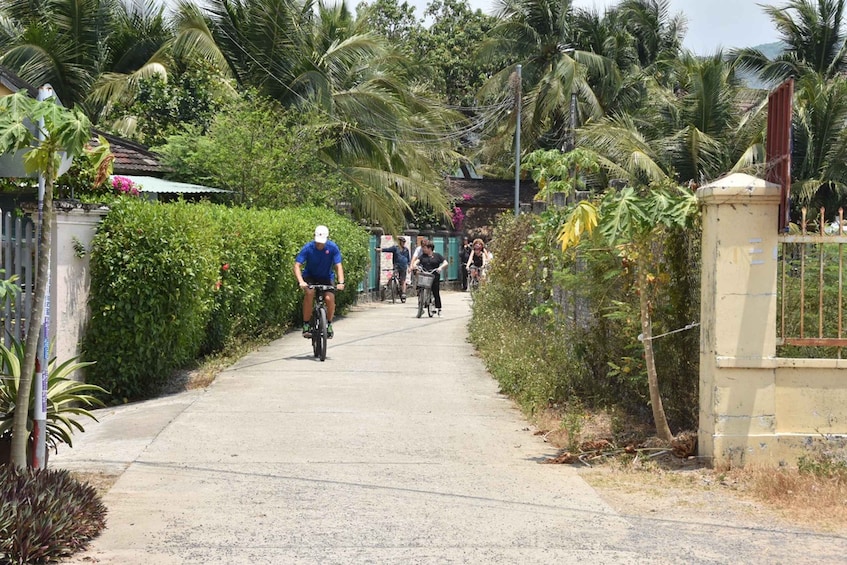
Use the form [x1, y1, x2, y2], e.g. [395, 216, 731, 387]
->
[70, 470, 121, 498]
[528, 408, 847, 536]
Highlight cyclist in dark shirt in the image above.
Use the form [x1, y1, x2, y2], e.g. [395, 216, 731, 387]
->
[294, 225, 345, 339]
[410, 241, 448, 315]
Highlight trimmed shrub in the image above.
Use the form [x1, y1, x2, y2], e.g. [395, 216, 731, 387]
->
[83, 199, 219, 400]
[0, 466, 106, 564]
[83, 201, 369, 402]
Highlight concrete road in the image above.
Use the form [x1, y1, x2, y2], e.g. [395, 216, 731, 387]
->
[54, 291, 847, 564]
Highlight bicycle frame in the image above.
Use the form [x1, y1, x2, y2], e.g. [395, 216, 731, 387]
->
[309, 284, 334, 361]
[415, 269, 438, 318]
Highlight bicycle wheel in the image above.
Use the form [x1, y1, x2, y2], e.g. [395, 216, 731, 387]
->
[427, 291, 436, 317]
[416, 289, 424, 318]
[311, 310, 320, 358]
[389, 277, 397, 304]
[317, 306, 328, 361]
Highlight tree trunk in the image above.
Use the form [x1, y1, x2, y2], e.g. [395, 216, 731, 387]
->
[10, 170, 54, 468]
[638, 264, 673, 442]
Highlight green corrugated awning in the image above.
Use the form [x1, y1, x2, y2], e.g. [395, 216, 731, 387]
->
[111, 175, 234, 194]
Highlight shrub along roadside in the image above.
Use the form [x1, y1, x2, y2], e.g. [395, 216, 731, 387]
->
[468, 210, 700, 433]
[82, 200, 368, 402]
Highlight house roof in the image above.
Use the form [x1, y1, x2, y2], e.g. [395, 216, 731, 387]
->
[92, 130, 166, 176]
[0, 66, 37, 98]
[445, 177, 538, 208]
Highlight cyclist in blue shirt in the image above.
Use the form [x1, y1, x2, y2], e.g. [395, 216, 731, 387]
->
[294, 225, 345, 338]
[375, 235, 411, 301]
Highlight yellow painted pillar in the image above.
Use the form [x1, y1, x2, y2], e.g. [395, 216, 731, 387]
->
[696, 173, 782, 466]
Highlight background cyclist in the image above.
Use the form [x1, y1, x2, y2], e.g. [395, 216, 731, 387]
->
[294, 225, 345, 339]
[410, 241, 448, 315]
[466, 238, 491, 285]
[375, 235, 411, 301]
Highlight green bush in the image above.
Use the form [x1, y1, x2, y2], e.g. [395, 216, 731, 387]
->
[83, 199, 219, 400]
[83, 201, 369, 402]
[469, 209, 700, 430]
[0, 466, 106, 564]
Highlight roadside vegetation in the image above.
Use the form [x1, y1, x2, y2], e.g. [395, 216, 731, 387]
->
[4, 0, 847, 553]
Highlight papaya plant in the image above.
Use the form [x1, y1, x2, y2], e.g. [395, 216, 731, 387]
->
[556, 182, 699, 441]
[0, 91, 98, 468]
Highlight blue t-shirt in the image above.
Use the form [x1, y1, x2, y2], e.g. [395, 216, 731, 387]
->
[381, 245, 411, 269]
[296, 240, 342, 281]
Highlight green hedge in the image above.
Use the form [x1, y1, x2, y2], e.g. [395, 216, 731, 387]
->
[82, 200, 368, 402]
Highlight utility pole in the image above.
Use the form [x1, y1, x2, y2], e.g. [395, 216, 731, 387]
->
[31, 84, 53, 469]
[514, 64, 522, 217]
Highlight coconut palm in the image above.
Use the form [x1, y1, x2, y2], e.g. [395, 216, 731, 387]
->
[169, 0, 459, 231]
[617, 0, 686, 70]
[733, 0, 847, 83]
[789, 73, 847, 216]
[0, 0, 173, 120]
[478, 0, 615, 155]
[579, 51, 764, 187]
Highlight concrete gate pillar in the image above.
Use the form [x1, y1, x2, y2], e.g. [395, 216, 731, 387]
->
[696, 173, 782, 465]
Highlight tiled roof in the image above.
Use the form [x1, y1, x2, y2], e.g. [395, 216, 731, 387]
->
[91, 129, 166, 176]
[446, 177, 538, 208]
[0, 66, 36, 97]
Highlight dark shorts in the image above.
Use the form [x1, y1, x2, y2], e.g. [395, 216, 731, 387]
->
[395, 266, 408, 279]
[304, 276, 336, 292]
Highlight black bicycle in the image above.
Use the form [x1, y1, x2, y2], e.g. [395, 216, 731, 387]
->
[415, 268, 438, 318]
[309, 284, 334, 361]
[380, 267, 403, 304]
[467, 265, 481, 293]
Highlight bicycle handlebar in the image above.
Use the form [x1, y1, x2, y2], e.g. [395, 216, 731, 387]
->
[307, 284, 336, 291]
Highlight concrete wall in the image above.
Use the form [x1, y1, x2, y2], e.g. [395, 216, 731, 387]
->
[697, 174, 847, 467]
[50, 208, 107, 367]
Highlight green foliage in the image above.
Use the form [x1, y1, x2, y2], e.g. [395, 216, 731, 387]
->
[468, 201, 701, 430]
[523, 148, 601, 200]
[83, 199, 220, 400]
[778, 240, 847, 358]
[416, 0, 502, 107]
[798, 449, 847, 482]
[0, 466, 106, 563]
[83, 200, 369, 402]
[155, 95, 354, 209]
[103, 64, 234, 147]
[0, 338, 106, 451]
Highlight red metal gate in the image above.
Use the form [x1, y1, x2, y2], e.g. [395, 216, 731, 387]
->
[766, 77, 794, 233]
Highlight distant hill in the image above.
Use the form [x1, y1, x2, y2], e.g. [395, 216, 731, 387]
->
[754, 41, 785, 59]
[736, 41, 786, 90]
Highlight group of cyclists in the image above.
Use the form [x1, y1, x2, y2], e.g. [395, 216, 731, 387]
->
[295, 225, 492, 340]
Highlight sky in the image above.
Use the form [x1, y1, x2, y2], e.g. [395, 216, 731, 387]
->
[411, 0, 783, 54]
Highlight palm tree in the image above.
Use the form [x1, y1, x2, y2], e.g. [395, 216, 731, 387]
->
[478, 0, 614, 155]
[578, 51, 764, 187]
[0, 0, 173, 120]
[790, 73, 847, 216]
[170, 0, 459, 231]
[617, 0, 686, 70]
[733, 0, 847, 83]
[730, 0, 847, 220]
